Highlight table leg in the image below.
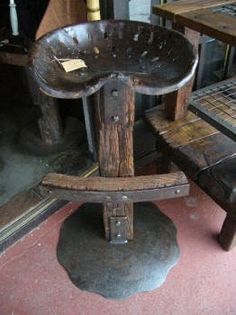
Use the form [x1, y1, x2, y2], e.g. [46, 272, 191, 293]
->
[25, 67, 63, 144]
[164, 79, 193, 120]
[36, 90, 63, 145]
[164, 27, 200, 121]
[22, 67, 84, 154]
[219, 212, 236, 251]
[96, 79, 135, 241]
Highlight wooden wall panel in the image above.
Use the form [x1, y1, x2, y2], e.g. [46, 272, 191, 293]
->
[36, 0, 87, 39]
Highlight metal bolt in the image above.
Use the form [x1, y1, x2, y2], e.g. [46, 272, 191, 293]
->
[122, 195, 128, 201]
[105, 196, 111, 200]
[115, 220, 121, 226]
[175, 189, 180, 194]
[111, 89, 118, 97]
[116, 233, 121, 238]
[111, 115, 119, 122]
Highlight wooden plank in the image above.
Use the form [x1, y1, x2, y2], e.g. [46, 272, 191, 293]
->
[147, 108, 236, 177]
[36, 0, 87, 39]
[173, 133, 236, 178]
[153, 0, 235, 21]
[42, 172, 189, 203]
[164, 79, 194, 121]
[162, 120, 219, 148]
[145, 101, 236, 178]
[145, 104, 218, 143]
[145, 105, 200, 135]
[25, 68, 63, 145]
[163, 26, 199, 121]
[96, 79, 135, 241]
[176, 9, 236, 46]
[0, 52, 28, 66]
[42, 172, 188, 192]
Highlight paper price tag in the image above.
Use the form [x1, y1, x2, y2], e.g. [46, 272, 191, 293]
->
[60, 59, 88, 72]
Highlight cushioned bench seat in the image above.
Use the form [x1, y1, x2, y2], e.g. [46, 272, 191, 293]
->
[145, 106, 236, 251]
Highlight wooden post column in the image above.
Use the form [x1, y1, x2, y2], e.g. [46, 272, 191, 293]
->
[96, 79, 135, 242]
[164, 27, 200, 121]
[25, 67, 63, 145]
[219, 212, 236, 251]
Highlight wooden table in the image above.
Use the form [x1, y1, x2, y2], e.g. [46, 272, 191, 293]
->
[153, 0, 236, 119]
[153, 0, 236, 46]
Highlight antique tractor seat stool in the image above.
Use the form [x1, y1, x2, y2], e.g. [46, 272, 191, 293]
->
[30, 20, 198, 299]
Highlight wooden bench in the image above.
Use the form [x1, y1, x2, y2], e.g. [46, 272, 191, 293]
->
[145, 103, 236, 251]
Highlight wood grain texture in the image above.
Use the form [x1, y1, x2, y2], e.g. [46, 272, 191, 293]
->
[36, 0, 87, 39]
[25, 68, 62, 145]
[173, 134, 236, 178]
[96, 80, 135, 240]
[145, 105, 199, 135]
[37, 93, 62, 144]
[0, 52, 28, 66]
[146, 105, 219, 147]
[145, 105, 236, 178]
[42, 172, 188, 191]
[164, 79, 195, 121]
[163, 25, 199, 121]
[153, 0, 235, 20]
[161, 120, 218, 148]
[177, 9, 236, 46]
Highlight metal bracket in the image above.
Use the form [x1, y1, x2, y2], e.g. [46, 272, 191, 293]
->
[99, 79, 131, 125]
[110, 216, 128, 244]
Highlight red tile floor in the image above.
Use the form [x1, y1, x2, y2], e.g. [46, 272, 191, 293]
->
[0, 181, 236, 315]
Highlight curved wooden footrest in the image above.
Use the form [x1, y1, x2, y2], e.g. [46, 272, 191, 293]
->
[42, 172, 189, 203]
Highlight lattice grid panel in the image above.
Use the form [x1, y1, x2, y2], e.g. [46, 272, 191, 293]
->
[190, 78, 236, 140]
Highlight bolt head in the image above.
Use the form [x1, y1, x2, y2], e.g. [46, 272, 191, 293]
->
[111, 115, 119, 122]
[111, 89, 118, 97]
